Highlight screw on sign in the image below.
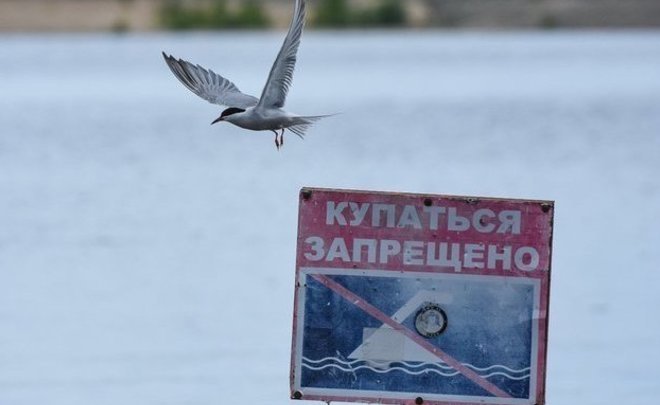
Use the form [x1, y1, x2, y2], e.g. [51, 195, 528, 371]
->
[414, 304, 448, 338]
[290, 188, 554, 405]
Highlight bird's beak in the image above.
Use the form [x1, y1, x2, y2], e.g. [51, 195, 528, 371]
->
[211, 116, 223, 125]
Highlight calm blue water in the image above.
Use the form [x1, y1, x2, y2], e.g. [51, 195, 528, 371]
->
[0, 31, 659, 405]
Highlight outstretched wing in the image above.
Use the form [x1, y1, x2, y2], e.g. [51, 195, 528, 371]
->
[162, 52, 259, 109]
[257, 0, 306, 109]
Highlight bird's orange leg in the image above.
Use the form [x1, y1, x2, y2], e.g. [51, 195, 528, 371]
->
[272, 130, 280, 150]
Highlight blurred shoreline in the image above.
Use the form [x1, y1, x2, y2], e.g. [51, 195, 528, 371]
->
[1, 0, 659, 33]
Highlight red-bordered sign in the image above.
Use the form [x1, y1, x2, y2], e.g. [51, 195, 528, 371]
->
[290, 188, 553, 405]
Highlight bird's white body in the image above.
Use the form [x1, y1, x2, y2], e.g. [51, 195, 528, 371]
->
[223, 107, 298, 131]
[162, 0, 328, 149]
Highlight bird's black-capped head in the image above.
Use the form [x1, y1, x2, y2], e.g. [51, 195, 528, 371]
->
[212, 107, 246, 125]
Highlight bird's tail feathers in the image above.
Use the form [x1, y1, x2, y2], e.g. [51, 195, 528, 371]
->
[288, 114, 336, 139]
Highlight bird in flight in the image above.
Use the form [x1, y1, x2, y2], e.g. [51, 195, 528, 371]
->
[162, 0, 329, 150]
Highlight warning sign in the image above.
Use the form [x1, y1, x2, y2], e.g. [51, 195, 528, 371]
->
[290, 188, 553, 405]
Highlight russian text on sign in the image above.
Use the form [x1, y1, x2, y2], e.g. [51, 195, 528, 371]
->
[325, 201, 522, 234]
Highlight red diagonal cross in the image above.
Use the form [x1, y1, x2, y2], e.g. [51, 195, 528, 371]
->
[311, 274, 512, 399]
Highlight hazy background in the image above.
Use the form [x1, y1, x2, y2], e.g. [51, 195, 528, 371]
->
[1, 1, 660, 405]
[2, 0, 660, 32]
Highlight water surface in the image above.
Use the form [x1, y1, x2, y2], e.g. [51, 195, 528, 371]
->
[1, 31, 659, 405]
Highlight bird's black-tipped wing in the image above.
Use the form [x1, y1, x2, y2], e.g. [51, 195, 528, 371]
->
[162, 52, 259, 109]
[257, 0, 306, 109]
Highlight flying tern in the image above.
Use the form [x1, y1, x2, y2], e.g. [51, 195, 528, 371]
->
[162, 0, 328, 150]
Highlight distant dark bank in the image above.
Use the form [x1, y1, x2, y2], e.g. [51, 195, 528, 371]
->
[1, 0, 659, 32]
